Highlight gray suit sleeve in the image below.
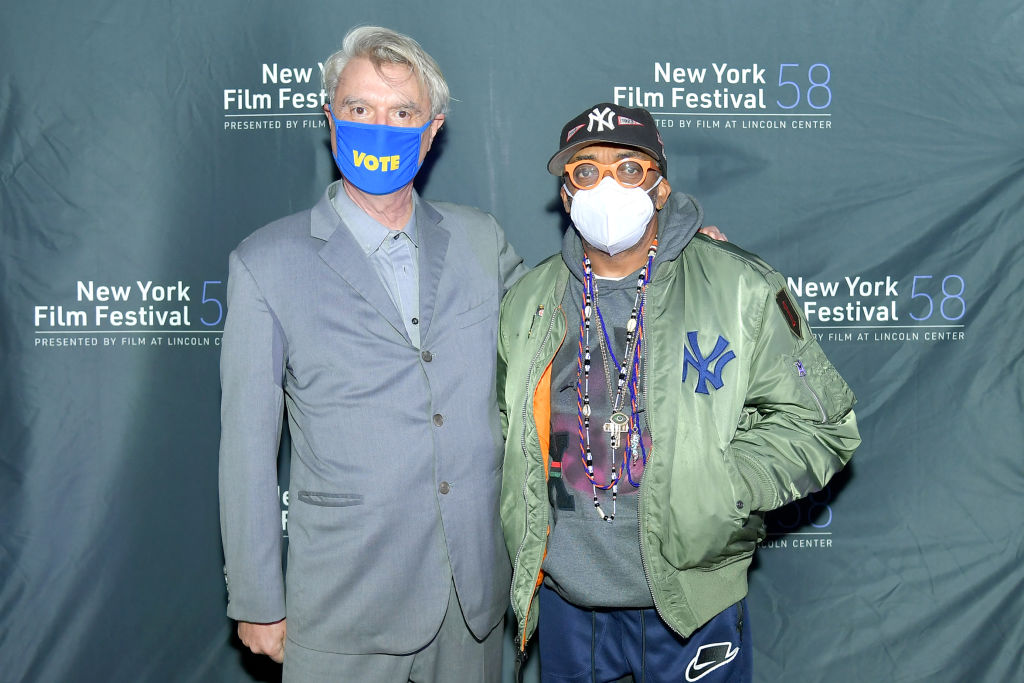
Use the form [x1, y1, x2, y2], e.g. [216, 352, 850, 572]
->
[218, 249, 287, 623]
[493, 216, 529, 292]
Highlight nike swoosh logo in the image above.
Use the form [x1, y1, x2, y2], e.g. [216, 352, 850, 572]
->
[685, 643, 739, 682]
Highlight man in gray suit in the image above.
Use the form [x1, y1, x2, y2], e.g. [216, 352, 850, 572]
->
[219, 26, 526, 681]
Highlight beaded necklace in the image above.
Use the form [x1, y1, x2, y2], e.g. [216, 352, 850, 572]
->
[575, 240, 657, 521]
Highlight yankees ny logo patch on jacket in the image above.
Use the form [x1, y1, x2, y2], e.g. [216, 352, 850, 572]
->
[682, 331, 736, 394]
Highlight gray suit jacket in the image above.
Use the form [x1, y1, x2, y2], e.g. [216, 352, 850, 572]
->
[219, 183, 526, 654]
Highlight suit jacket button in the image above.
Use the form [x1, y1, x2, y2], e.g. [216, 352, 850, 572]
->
[438, 481, 450, 495]
[421, 350, 433, 362]
[433, 413, 444, 426]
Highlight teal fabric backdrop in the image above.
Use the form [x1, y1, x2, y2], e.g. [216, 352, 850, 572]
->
[2, 1, 1022, 680]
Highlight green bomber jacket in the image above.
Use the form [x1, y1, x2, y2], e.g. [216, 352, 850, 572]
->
[497, 205, 860, 651]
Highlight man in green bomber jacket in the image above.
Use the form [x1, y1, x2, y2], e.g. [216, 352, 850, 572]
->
[497, 102, 860, 683]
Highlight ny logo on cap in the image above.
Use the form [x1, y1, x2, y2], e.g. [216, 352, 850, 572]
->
[587, 106, 616, 132]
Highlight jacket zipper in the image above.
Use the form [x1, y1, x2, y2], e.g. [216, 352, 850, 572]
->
[795, 360, 829, 424]
[636, 287, 669, 633]
[527, 305, 544, 337]
[511, 303, 562, 647]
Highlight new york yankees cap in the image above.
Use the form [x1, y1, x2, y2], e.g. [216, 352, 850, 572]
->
[547, 102, 668, 176]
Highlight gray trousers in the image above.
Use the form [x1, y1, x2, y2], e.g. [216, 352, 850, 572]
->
[282, 582, 503, 682]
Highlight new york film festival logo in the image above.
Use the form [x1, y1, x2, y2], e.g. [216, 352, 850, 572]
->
[612, 60, 833, 132]
[31, 278, 227, 350]
[222, 60, 329, 132]
[787, 272, 967, 346]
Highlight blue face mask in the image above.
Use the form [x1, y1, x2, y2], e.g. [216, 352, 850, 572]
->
[328, 105, 433, 195]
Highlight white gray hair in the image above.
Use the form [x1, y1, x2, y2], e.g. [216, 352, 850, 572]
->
[322, 26, 450, 118]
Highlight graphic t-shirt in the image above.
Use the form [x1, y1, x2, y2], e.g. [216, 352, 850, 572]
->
[541, 269, 655, 608]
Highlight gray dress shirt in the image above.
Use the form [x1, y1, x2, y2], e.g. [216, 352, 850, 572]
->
[332, 185, 421, 347]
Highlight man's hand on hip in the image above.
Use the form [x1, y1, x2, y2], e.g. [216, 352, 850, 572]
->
[238, 619, 287, 663]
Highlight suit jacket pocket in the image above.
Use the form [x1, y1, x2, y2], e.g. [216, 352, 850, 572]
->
[296, 491, 364, 507]
[454, 297, 496, 329]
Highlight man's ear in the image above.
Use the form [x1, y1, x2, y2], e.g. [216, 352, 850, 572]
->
[560, 184, 571, 213]
[323, 104, 336, 155]
[424, 113, 445, 152]
[654, 179, 672, 210]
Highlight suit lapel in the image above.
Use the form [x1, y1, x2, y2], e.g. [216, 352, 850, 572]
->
[310, 190, 410, 341]
[414, 197, 450, 343]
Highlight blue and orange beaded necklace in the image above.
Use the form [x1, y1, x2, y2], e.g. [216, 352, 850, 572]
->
[575, 239, 657, 521]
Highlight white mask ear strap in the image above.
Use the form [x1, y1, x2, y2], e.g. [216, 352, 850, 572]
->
[563, 182, 576, 200]
[647, 176, 664, 208]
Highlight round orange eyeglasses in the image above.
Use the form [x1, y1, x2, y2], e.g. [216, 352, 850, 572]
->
[564, 158, 659, 190]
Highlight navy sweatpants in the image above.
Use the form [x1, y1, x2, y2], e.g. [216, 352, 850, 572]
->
[537, 586, 751, 683]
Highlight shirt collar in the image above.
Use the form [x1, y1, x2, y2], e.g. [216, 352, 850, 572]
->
[329, 181, 419, 255]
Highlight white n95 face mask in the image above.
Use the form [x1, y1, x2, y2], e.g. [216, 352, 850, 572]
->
[568, 176, 662, 256]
